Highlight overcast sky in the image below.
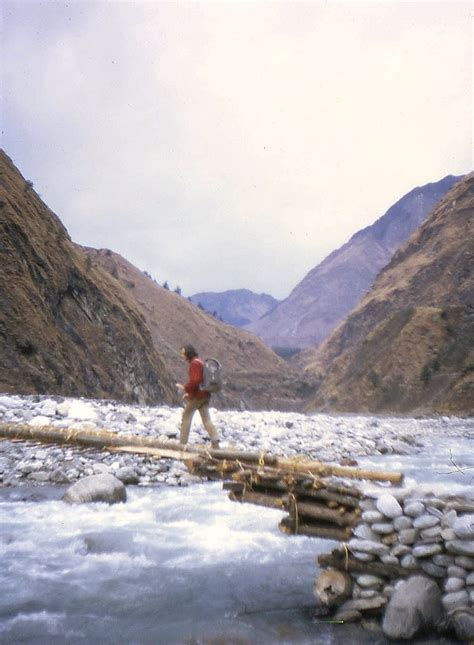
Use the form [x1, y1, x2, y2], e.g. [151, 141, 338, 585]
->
[2, 1, 472, 299]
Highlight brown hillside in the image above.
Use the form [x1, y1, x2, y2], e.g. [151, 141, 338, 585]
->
[0, 150, 178, 405]
[86, 248, 316, 410]
[305, 173, 474, 414]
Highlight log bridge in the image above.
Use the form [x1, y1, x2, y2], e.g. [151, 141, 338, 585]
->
[0, 423, 403, 541]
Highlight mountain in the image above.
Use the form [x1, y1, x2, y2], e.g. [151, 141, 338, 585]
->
[0, 150, 177, 405]
[304, 173, 474, 414]
[245, 175, 463, 349]
[189, 289, 279, 326]
[86, 250, 315, 411]
[0, 150, 314, 411]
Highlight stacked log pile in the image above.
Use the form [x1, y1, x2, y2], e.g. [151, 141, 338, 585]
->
[186, 453, 402, 542]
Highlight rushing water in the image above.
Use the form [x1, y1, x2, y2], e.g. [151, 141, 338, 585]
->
[1, 433, 472, 644]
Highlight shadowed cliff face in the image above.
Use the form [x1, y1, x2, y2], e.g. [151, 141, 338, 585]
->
[304, 173, 474, 415]
[0, 150, 178, 405]
[246, 175, 463, 349]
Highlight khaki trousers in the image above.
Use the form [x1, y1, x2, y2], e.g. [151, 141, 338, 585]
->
[180, 397, 218, 445]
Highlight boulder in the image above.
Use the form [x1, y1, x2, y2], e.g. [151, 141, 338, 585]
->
[449, 608, 474, 642]
[382, 575, 443, 640]
[115, 466, 140, 485]
[63, 474, 126, 505]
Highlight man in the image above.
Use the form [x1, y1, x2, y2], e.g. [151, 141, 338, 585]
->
[176, 344, 219, 448]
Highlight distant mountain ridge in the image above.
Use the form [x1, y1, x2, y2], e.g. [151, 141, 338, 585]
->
[189, 289, 279, 326]
[304, 172, 474, 414]
[245, 175, 463, 349]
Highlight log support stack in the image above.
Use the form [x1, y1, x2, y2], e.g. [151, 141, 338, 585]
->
[186, 452, 402, 541]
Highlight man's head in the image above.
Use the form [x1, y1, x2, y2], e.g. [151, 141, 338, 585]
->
[181, 344, 198, 361]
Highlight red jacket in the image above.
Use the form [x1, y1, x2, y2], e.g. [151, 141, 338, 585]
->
[184, 357, 209, 399]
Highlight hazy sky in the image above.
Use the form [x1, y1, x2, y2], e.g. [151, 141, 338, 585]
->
[2, 1, 472, 299]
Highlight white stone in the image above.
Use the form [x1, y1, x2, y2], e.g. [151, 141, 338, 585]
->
[412, 543, 443, 558]
[371, 523, 395, 535]
[376, 495, 403, 519]
[28, 415, 51, 427]
[448, 565, 466, 578]
[56, 401, 71, 417]
[401, 554, 418, 569]
[348, 539, 389, 556]
[444, 578, 465, 593]
[353, 525, 378, 541]
[362, 510, 384, 523]
[413, 514, 440, 530]
[404, 501, 425, 517]
[467, 572, 474, 585]
[356, 575, 384, 588]
[446, 540, 474, 558]
[453, 515, 474, 540]
[66, 400, 98, 421]
[394, 516, 413, 531]
[398, 529, 417, 545]
[455, 556, 474, 570]
[442, 590, 469, 612]
[442, 509, 457, 528]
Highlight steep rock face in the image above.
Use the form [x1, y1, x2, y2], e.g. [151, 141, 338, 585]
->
[189, 289, 279, 327]
[246, 176, 462, 349]
[305, 173, 474, 414]
[86, 249, 316, 411]
[0, 151, 178, 405]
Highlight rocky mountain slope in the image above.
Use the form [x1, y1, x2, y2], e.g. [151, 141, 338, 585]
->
[304, 173, 474, 414]
[0, 150, 178, 406]
[86, 249, 315, 410]
[189, 288, 279, 327]
[245, 175, 463, 349]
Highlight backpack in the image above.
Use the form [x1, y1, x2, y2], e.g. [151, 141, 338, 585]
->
[201, 358, 223, 393]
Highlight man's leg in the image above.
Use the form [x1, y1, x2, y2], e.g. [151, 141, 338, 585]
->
[198, 400, 219, 447]
[180, 398, 199, 444]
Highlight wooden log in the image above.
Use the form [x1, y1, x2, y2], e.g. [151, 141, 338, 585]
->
[314, 568, 353, 609]
[283, 498, 360, 527]
[247, 478, 361, 509]
[276, 456, 403, 484]
[229, 490, 285, 510]
[279, 518, 352, 541]
[317, 551, 409, 578]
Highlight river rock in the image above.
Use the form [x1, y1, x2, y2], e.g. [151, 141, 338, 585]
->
[115, 467, 139, 485]
[50, 468, 70, 484]
[420, 562, 446, 578]
[466, 572, 474, 585]
[446, 540, 474, 558]
[399, 529, 417, 545]
[66, 400, 99, 421]
[371, 523, 394, 535]
[352, 551, 375, 562]
[348, 539, 389, 556]
[362, 510, 384, 524]
[353, 524, 378, 541]
[444, 577, 465, 593]
[448, 565, 467, 578]
[376, 495, 403, 519]
[356, 575, 384, 588]
[28, 415, 51, 427]
[413, 514, 440, 530]
[382, 575, 443, 640]
[442, 509, 457, 528]
[442, 590, 469, 612]
[400, 554, 418, 569]
[404, 502, 425, 517]
[433, 554, 455, 567]
[394, 516, 413, 531]
[449, 608, 474, 643]
[62, 474, 126, 505]
[453, 515, 474, 540]
[412, 543, 443, 558]
[455, 556, 474, 570]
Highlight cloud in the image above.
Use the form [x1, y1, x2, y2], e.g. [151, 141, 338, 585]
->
[2, 0, 472, 298]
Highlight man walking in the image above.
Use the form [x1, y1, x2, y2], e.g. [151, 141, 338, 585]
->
[176, 344, 219, 448]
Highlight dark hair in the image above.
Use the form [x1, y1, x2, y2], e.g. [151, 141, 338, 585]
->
[181, 344, 198, 360]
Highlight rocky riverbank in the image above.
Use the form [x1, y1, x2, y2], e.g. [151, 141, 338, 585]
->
[0, 393, 472, 490]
